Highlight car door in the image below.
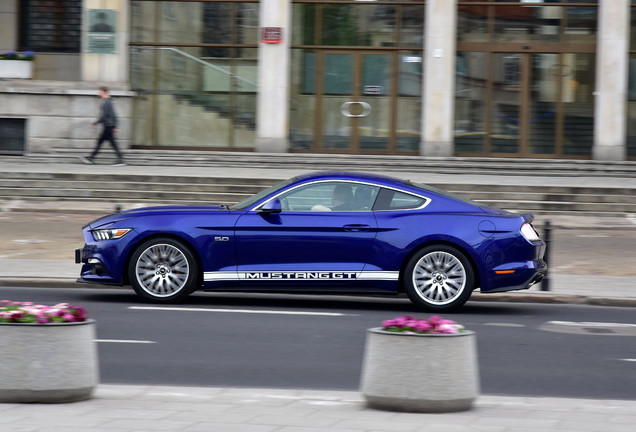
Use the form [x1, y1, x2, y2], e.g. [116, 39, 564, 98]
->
[234, 181, 379, 285]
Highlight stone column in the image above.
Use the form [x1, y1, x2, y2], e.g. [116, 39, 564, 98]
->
[0, 0, 18, 52]
[82, 0, 129, 83]
[421, 0, 457, 157]
[255, 0, 291, 153]
[593, 0, 630, 161]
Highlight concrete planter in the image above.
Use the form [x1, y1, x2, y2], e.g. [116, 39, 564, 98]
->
[0, 320, 99, 403]
[360, 328, 479, 413]
[0, 60, 33, 79]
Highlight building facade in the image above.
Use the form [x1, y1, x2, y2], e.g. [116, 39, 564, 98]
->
[1, 0, 635, 160]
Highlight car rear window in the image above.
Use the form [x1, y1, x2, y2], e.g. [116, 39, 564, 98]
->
[373, 188, 427, 211]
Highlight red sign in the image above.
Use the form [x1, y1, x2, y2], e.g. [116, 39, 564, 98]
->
[261, 27, 282, 44]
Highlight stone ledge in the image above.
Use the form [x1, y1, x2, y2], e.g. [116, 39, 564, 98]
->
[0, 79, 135, 97]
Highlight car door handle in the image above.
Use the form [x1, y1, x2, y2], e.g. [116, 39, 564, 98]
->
[343, 224, 371, 232]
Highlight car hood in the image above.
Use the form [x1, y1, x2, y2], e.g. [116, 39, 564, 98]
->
[84, 205, 228, 229]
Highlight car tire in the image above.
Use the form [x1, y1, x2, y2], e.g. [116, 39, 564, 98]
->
[128, 237, 200, 303]
[403, 245, 475, 312]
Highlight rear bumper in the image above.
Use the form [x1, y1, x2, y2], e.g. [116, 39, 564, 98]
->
[481, 259, 547, 293]
[483, 270, 545, 293]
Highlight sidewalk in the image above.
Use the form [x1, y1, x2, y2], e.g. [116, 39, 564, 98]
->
[2, 385, 635, 432]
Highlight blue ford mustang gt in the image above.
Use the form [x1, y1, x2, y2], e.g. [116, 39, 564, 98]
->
[76, 171, 546, 311]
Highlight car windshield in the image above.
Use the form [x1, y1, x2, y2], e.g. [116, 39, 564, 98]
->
[229, 177, 297, 210]
[403, 181, 486, 207]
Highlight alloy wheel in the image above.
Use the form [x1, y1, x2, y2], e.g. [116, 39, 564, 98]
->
[135, 243, 190, 297]
[412, 251, 467, 306]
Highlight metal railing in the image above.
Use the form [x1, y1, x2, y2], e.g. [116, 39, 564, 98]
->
[136, 46, 258, 88]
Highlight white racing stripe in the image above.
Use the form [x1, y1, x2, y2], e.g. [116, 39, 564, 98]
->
[203, 270, 399, 282]
[129, 306, 354, 317]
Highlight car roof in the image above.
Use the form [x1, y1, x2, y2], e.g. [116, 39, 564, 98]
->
[293, 171, 493, 212]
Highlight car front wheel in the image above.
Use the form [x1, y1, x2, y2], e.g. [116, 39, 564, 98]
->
[403, 245, 475, 312]
[128, 237, 199, 302]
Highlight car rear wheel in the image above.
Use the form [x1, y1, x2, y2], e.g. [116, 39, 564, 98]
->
[128, 237, 199, 302]
[403, 245, 475, 312]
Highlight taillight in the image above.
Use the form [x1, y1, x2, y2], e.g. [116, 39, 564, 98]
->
[520, 223, 540, 242]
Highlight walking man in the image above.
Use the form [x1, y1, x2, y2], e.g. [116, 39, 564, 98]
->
[81, 86, 125, 166]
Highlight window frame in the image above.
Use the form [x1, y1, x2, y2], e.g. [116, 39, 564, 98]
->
[252, 179, 431, 213]
[372, 187, 430, 211]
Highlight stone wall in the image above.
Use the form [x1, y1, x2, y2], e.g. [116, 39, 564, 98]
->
[0, 81, 134, 154]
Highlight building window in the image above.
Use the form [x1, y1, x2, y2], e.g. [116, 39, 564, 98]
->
[129, 1, 259, 150]
[627, 4, 636, 159]
[0, 118, 27, 155]
[456, 1, 597, 158]
[19, 0, 82, 53]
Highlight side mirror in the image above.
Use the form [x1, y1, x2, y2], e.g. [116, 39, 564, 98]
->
[257, 198, 282, 214]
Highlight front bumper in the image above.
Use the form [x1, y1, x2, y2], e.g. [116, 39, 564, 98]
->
[75, 247, 123, 285]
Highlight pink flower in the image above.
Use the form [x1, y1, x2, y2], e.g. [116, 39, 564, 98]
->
[0, 300, 88, 324]
[413, 321, 433, 333]
[382, 315, 464, 335]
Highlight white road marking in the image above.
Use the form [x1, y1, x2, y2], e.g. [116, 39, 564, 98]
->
[542, 321, 636, 336]
[547, 321, 636, 329]
[96, 339, 156, 344]
[482, 322, 526, 328]
[129, 306, 355, 317]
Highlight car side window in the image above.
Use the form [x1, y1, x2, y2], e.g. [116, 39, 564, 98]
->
[373, 188, 427, 211]
[277, 182, 379, 212]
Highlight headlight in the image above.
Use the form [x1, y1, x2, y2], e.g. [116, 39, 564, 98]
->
[91, 228, 132, 241]
[520, 223, 540, 242]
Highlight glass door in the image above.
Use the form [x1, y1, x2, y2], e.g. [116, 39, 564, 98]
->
[491, 53, 523, 155]
[457, 51, 594, 157]
[319, 51, 394, 152]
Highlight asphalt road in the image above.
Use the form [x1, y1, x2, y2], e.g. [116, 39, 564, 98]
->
[2, 285, 635, 401]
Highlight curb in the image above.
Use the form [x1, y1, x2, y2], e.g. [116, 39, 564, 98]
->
[1, 278, 635, 308]
[469, 292, 636, 308]
[0, 278, 87, 289]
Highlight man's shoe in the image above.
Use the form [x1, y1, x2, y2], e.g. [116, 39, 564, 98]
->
[113, 160, 126, 166]
[80, 156, 94, 165]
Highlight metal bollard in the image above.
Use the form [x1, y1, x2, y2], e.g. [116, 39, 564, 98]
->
[541, 220, 551, 291]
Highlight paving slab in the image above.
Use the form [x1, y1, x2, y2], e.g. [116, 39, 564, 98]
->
[2, 385, 636, 432]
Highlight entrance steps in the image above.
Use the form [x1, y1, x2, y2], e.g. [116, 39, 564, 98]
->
[2, 151, 636, 221]
[27, 148, 636, 177]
